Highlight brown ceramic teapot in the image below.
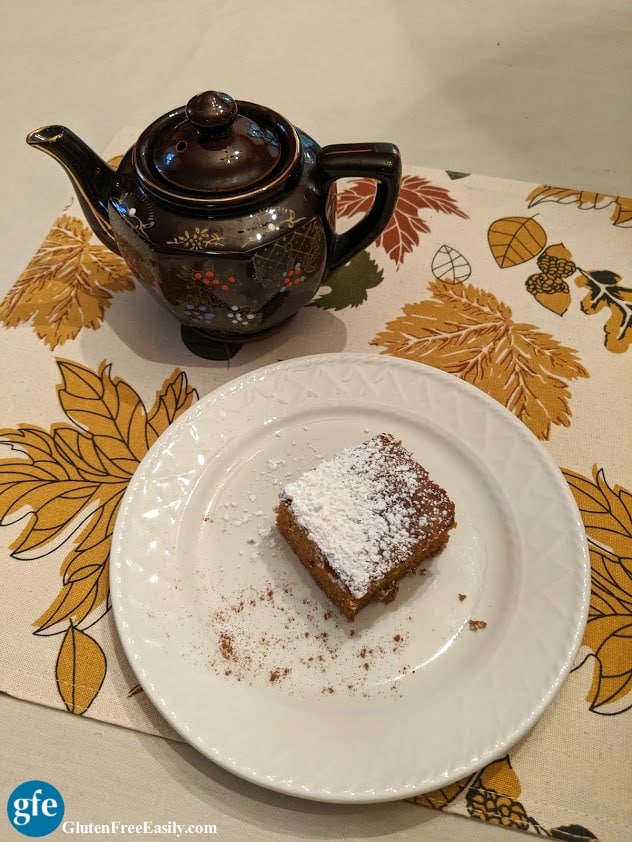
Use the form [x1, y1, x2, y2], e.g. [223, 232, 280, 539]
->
[27, 90, 401, 342]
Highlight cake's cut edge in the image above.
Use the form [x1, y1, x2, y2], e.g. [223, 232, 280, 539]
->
[276, 500, 452, 621]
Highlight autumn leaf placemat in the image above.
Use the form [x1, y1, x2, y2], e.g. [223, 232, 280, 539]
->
[0, 130, 630, 841]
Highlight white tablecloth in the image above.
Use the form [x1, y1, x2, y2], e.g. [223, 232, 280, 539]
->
[2, 2, 630, 840]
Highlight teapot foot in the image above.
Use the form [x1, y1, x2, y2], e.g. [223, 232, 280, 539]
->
[180, 316, 297, 360]
[180, 325, 244, 361]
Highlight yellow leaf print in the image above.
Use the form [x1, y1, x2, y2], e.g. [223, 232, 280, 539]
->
[478, 758, 521, 800]
[0, 360, 197, 712]
[612, 197, 632, 227]
[487, 216, 546, 268]
[371, 281, 588, 440]
[563, 466, 632, 714]
[526, 185, 632, 229]
[0, 214, 133, 349]
[57, 360, 150, 468]
[56, 625, 107, 714]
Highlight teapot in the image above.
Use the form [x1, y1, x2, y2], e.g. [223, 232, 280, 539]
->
[27, 90, 401, 342]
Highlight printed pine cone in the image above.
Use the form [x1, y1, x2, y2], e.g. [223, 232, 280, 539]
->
[467, 788, 531, 831]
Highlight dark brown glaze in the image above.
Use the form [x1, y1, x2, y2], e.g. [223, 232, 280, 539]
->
[27, 90, 401, 343]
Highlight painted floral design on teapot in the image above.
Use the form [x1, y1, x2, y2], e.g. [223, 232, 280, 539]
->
[27, 90, 401, 342]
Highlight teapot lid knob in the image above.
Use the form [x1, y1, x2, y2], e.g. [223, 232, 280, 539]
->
[134, 90, 301, 205]
[185, 91, 237, 139]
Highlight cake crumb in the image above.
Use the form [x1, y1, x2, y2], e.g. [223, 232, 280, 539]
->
[468, 619, 487, 631]
[269, 667, 291, 683]
[219, 633, 236, 661]
[458, 593, 467, 601]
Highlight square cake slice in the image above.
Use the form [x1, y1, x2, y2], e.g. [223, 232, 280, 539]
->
[276, 433, 455, 620]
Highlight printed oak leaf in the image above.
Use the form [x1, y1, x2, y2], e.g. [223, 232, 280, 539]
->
[56, 624, 107, 714]
[310, 250, 383, 311]
[371, 281, 588, 440]
[527, 185, 632, 229]
[0, 214, 133, 349]
[488, 216, 547, 268]
[563, 466, 632, 715]
[0, 360, 197, 713]
[574, 269, 632, 353]
[336, 175, 468, 268]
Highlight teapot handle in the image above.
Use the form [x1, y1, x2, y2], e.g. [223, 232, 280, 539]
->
[317, 143, 401, 270]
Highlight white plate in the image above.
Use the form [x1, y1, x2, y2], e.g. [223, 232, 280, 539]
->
[110, 353, 590, 803]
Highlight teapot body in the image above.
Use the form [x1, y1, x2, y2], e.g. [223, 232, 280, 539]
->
[109, 131, 333, 340]
[27, 90, 400, 342]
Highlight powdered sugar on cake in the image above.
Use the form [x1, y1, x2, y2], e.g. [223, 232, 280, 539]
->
[279, 434, 453, 598]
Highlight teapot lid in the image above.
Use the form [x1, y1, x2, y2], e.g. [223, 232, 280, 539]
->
[133, 91, 300, 208]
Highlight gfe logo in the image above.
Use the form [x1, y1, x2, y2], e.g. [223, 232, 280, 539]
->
[6, 781, 64, 837]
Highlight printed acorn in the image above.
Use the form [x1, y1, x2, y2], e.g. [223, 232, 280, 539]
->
[525, 243, 574, 315]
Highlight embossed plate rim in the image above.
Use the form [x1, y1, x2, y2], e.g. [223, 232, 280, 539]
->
[110, 352, 590, 803]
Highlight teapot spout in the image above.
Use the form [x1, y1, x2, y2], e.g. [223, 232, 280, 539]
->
[26, 126, 120, 254]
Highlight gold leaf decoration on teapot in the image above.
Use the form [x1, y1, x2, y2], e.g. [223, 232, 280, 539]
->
[166, 227, 224, 250]
[243, 208, 308, 247]
[254, 218, 325, 292]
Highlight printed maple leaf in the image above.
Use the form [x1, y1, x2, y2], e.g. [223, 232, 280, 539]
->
[575, 269, 632, 353]
[371, 281, 588, 440]
[0, 360, 197, 713]
[311, 250, 383, 311]
[0, 214, 134, 349]
[337, 175, 468, 268]
[563, 466, 632, 715]
[526, 185, 632, 228]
